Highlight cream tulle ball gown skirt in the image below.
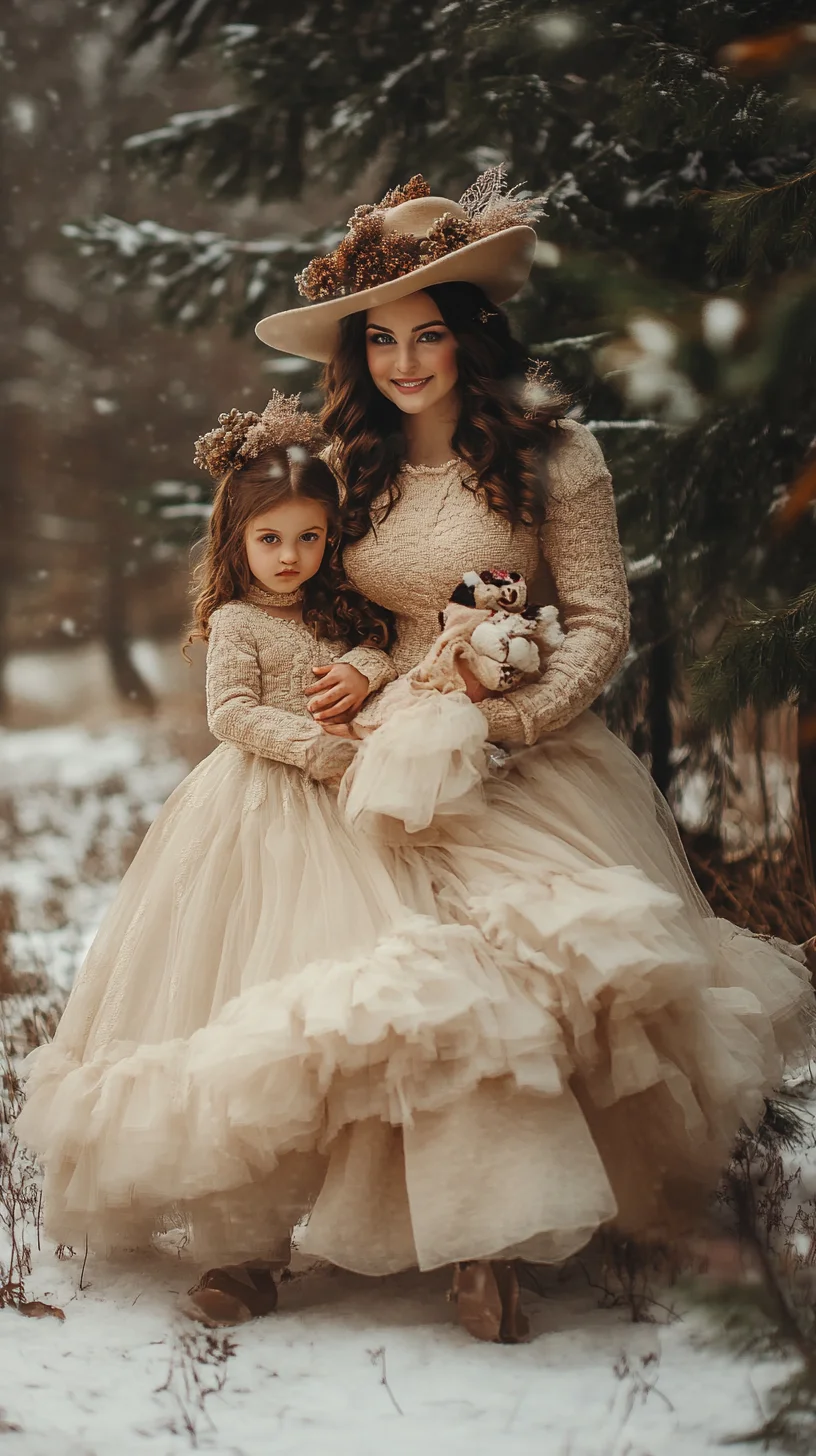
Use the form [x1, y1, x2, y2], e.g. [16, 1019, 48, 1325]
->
[16, 717, 813, 1274]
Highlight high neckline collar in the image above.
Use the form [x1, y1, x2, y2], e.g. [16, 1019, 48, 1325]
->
[245, 582, 304, 609]
[400, 457, 467, 476]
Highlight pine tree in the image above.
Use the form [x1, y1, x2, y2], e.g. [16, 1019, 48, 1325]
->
[65, 1, 816, 839]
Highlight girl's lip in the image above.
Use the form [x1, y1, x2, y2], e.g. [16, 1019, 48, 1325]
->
[277, 571, 299, 577]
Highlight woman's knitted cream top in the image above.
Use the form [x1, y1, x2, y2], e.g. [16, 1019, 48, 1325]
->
[205, 589, 395, 771]
[343, 419, 630, 745]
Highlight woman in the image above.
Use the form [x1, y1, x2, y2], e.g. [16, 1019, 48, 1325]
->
[255, 169, 814, 1340]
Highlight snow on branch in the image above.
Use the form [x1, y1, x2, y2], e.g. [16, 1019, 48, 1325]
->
[124, 105, 246, 153]
[582, 419, 669, 431]
[530, 331, 612, 352]
[62, 216, 328, 327]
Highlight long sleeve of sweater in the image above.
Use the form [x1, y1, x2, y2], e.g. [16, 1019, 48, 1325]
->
[478, 425, 630, 746]
[205, 609, 337, 775]
[338, 645, 398, 694]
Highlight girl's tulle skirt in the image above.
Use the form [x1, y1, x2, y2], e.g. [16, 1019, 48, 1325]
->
[15, 716, 813, 1275]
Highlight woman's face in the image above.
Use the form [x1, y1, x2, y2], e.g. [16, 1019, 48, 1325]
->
[365, 290, 459, 416]
[244, 497, 328, 595]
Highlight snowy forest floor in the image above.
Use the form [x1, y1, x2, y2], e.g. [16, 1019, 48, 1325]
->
[0, 716, 813, 1456]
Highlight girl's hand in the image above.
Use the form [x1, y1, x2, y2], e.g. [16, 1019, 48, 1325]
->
[305, 663, 369, 721]
[457, 659, 493, 704]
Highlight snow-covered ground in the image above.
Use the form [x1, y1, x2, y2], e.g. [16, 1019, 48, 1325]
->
[0, 1247, 799, 1456]
[0, 721, 188, 995]
[0, 718, 809, 1454]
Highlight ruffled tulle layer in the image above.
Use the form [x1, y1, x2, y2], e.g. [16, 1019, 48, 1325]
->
[341, 689, 490, 834]
[15, 719, 813, 1272]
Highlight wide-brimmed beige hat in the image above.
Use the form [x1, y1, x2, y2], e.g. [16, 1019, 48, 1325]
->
[255, 167, 543, 363]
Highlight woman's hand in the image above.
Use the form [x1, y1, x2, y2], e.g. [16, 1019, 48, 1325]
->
[305, 662, 369, 721]
[457, 659, 493, 704]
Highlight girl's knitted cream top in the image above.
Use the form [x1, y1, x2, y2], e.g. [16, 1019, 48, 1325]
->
[343, 419, 630, 745]
[205, 589, 395, 772]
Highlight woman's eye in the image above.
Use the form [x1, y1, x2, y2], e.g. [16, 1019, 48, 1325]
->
[418, 331, 445, 344]
[370, 333, 396, 346]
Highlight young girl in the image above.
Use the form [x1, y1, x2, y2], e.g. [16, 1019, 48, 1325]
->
[14, 393, 413, 1323]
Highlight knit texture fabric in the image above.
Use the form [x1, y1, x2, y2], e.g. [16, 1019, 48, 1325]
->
[206, 601, 396, 771]
[342, 419, 630, 746]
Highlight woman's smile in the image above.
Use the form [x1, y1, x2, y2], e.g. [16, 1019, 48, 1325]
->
[391, 376, 433, 393]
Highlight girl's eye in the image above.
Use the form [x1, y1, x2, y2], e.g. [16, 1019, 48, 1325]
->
[300, 532, 321, 542]
[260, 534, 279, 545]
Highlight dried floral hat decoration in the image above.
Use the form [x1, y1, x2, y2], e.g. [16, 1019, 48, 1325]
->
[255, 166, 545, 363]
[193, 390, 326, 480]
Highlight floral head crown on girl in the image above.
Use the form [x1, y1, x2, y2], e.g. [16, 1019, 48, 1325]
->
[295, 164, 546, 303]
[193, 391, 326, 480]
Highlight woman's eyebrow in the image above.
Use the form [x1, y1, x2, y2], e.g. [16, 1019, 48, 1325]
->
[365, 319, 445, 332]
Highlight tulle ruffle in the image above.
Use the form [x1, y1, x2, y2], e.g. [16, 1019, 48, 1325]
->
[341, 690, 490, 833]
[15, 718, 814, 1271]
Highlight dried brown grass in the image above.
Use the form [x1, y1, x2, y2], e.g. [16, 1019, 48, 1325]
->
[0, 891, 49, 1001]
[685, 823, 815, 946]
[0, 1028, 42, 1308]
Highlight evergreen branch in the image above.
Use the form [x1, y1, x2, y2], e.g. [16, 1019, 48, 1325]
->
[529, 331, 612, 352]
[701, 166, 816, 274]
[62, 216, 323, 329]
[690, 586, 816, 727]
[583, 419, 669, 431]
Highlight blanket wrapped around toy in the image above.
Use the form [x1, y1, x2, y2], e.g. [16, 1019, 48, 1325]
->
[340, 571, 563, 834]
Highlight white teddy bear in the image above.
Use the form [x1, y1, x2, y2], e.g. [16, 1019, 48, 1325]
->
[436, 569, 563, 692]
[454, 570, 563, 688]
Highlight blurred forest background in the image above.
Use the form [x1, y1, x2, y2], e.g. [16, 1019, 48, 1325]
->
[1, 0, 815, 935]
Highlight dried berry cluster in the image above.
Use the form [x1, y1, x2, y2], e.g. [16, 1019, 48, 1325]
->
[193, 407, 260, 479]
[193, 392, 325, 480]
[419, 212, 474, 263]
[377, 173, 432, 210]
[294, 167, 547, 304]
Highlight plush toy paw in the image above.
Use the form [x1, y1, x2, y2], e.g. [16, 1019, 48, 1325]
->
[505, 636, 540, 673]
[526, 603, 564, 654]
[470, 612, 540, 677]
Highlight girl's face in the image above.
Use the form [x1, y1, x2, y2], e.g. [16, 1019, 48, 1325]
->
[365, 290, 459, 416]
[244, 496, 329, 594]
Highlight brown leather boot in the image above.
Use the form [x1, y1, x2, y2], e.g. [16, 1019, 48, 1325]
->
[492, 1260, 531, 1343]
[182, 1260, 279, 1328]
[451, 1260, 529, 1343]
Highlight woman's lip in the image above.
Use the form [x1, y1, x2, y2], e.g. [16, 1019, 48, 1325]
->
[392, 377, 432, 390]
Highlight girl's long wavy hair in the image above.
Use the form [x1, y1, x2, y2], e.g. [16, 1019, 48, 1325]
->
[187, 446, 394, 652]
[320, 281, 569, 545]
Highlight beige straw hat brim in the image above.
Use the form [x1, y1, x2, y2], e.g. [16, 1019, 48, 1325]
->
[255, 225, 537, 364]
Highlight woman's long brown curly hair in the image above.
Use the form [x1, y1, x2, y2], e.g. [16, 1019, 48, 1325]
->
[187, 446, 394, 651]
[320, 281, 569, 546]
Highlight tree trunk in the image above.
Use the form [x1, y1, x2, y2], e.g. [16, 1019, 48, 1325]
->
[100, 494, 156, 712]
[797, 697, 816, 875]
[647, 572, 674, 797]
[0, 432, 17, 718]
